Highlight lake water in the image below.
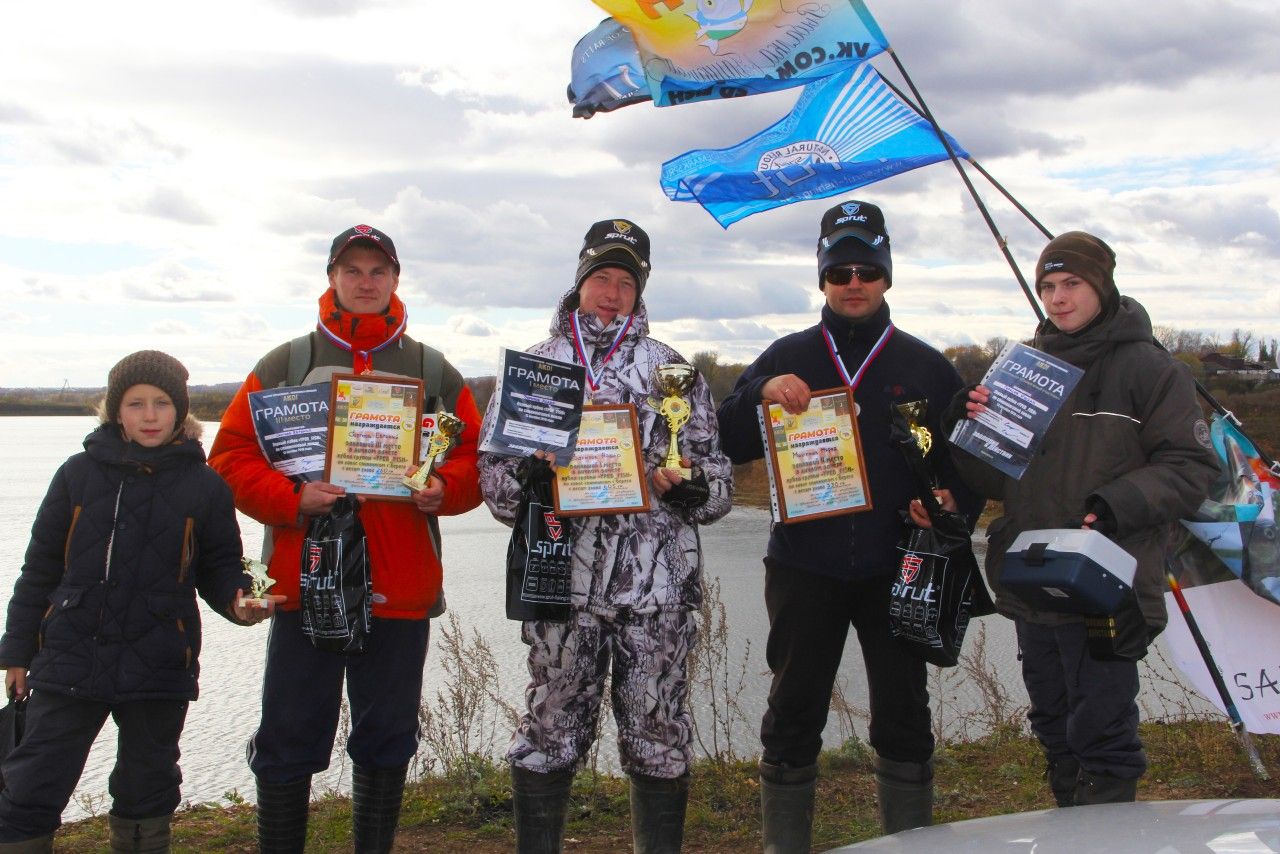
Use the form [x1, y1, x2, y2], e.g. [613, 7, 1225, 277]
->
[0, 417, 1211, 820]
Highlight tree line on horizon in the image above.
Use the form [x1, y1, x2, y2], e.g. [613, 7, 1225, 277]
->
[2, 328, 1275, 425]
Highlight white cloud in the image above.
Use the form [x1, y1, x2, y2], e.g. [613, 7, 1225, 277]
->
[0, 1, 1276, 384]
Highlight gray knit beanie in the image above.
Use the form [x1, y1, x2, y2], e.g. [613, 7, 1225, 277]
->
[105, 350, 190, 428]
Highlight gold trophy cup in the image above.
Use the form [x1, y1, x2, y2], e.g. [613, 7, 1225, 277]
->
[241, 557, 277, 606]
[654, 363, 697, 479]
[402, 411, 465, 491]
[895, 399, 938, 491]
[895, 400, 933, 459]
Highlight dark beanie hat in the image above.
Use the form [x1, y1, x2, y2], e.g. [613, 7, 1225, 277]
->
[1035, 231, 1118, 310]
[816, 200, 892, 288]
[573, 219, 652, 295]
[105, 350, 190, 429]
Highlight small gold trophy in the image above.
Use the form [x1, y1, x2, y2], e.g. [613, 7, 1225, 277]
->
[896, 400, 933, 458]
[654, 363, 697, 479]
[241, 557, 277, 606]
[402, 411, 465, 491]
[895, 400, 937, 489]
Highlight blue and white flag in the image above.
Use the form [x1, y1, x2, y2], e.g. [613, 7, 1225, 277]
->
[661, 63, 968, 227]
[568, 18, 651, 119]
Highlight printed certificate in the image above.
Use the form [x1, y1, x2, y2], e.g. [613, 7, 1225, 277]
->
[553, 404, 650, 516]
[324, 374, 423, 501]
[248, 381, 330, 482]
[949, 342, 1084, 480]
[760, 387, 872, 524]
[480, 349, 587, 461]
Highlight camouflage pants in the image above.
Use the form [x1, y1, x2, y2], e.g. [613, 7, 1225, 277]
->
[507, 608, 697, 778]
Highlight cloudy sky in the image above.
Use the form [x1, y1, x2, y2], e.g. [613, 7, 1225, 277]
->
[3, 0, 1278, 388]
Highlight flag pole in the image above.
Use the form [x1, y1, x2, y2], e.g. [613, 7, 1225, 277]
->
[1166, 556, 1271, 780]
[875, 65, 1280, 473]
[880, 49, 1044, 322]
[873, 70, 1056, 241]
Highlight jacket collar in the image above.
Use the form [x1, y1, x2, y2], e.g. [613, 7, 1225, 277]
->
[318, 288, 408, 355]
[821, 300, 892, 347]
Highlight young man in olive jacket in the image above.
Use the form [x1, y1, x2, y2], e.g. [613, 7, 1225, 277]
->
[941, 232, 1218, 806]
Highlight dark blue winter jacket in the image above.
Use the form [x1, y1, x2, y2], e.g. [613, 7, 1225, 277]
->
[0, 421, 248, 702]
[716, 302, 981, 581]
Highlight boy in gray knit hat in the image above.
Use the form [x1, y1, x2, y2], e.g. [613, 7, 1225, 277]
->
[0, 350, 278, 851]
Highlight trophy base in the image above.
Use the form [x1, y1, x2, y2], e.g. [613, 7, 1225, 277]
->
[241, 597, 271, 609]
[670, 466, 692, 480]
[401, 474, 428, 491]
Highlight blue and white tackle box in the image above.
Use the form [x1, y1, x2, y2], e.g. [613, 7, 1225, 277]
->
[1001, 529, 1137, 614]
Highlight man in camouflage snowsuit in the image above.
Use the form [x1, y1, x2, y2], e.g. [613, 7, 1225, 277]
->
[479, 219, 733, 853]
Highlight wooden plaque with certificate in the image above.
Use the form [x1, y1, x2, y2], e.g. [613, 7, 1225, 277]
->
[553, 404, 650, 517]
[324, 373, 424, 502]
[759, 387, 872, 524]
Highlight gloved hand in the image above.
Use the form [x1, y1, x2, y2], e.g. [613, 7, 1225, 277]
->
[515, 455, 555, 491]
[659, 467, 711, 511]
[1084, 496, 1119, 536]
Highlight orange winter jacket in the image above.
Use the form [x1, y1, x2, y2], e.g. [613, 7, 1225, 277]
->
[209, 291, 482, 619]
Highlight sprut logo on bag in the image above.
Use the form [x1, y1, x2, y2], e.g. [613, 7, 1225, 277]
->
[523, 502, 571, 598]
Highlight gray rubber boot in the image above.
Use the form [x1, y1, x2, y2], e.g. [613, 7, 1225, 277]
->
[108, 813, 172, 853]
[1074, 770, 1138, 805]
[255, 775, 312, 854]
[352, 764, 409, 853]
[0, 835, 55, 853]
[628, 773, 689, 854]
[511, 764, 575, 854]
[873, 755, 933, 835]
[759, 761, 816, 854]
[1046, 755, 1080, 807]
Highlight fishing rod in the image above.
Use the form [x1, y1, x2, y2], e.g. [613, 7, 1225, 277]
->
[1166, 557, 1271, 780]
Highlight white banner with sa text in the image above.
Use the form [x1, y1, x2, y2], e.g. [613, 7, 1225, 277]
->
[1160, 579, 1280, 734]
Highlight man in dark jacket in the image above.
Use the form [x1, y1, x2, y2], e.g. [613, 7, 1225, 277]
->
[943, 232, 1218, 806]
[716, 201, 979, 848]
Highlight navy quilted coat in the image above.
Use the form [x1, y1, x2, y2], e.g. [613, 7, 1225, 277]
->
[0, 422, 248, 702]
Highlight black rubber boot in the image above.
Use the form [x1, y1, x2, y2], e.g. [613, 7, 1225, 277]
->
[759, 761, 816, 854]
[873, 755, 934, 834]
[1046, 755, 1080, 807]
[511, 765, 575, 854]
[108, 813, 172, 853]
[628, 773, 689, 854]
[352, 764, 409, 853]
[1075, 770, 1138, 805]
[255, 775, 312, 854]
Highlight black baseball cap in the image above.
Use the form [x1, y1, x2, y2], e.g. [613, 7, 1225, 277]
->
[327, 224, 400, 273]
[574, 219, 652, 292]
[816, 201, 892, 288]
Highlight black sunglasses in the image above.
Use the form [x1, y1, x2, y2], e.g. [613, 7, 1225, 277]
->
[825, 266, 884, 285]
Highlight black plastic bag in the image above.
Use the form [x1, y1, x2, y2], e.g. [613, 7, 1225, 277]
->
[506, 457, 572, 622]
[300, 495, 372, 654]
[887, 403, 994, 666]
[0, 693, 27, 791]
[891, 518, 994, 666]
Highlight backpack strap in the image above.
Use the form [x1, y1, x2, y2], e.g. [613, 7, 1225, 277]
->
[420, 342, 445, 407]
[285, 332, 315, 387]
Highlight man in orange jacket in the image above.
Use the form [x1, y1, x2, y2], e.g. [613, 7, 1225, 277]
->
[210, 225, 482, 853]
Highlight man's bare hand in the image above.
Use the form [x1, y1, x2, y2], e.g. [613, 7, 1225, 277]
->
[407, 472, 445, 514]
[762, 374, 812, 415]
[298, 482, 345, 517]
